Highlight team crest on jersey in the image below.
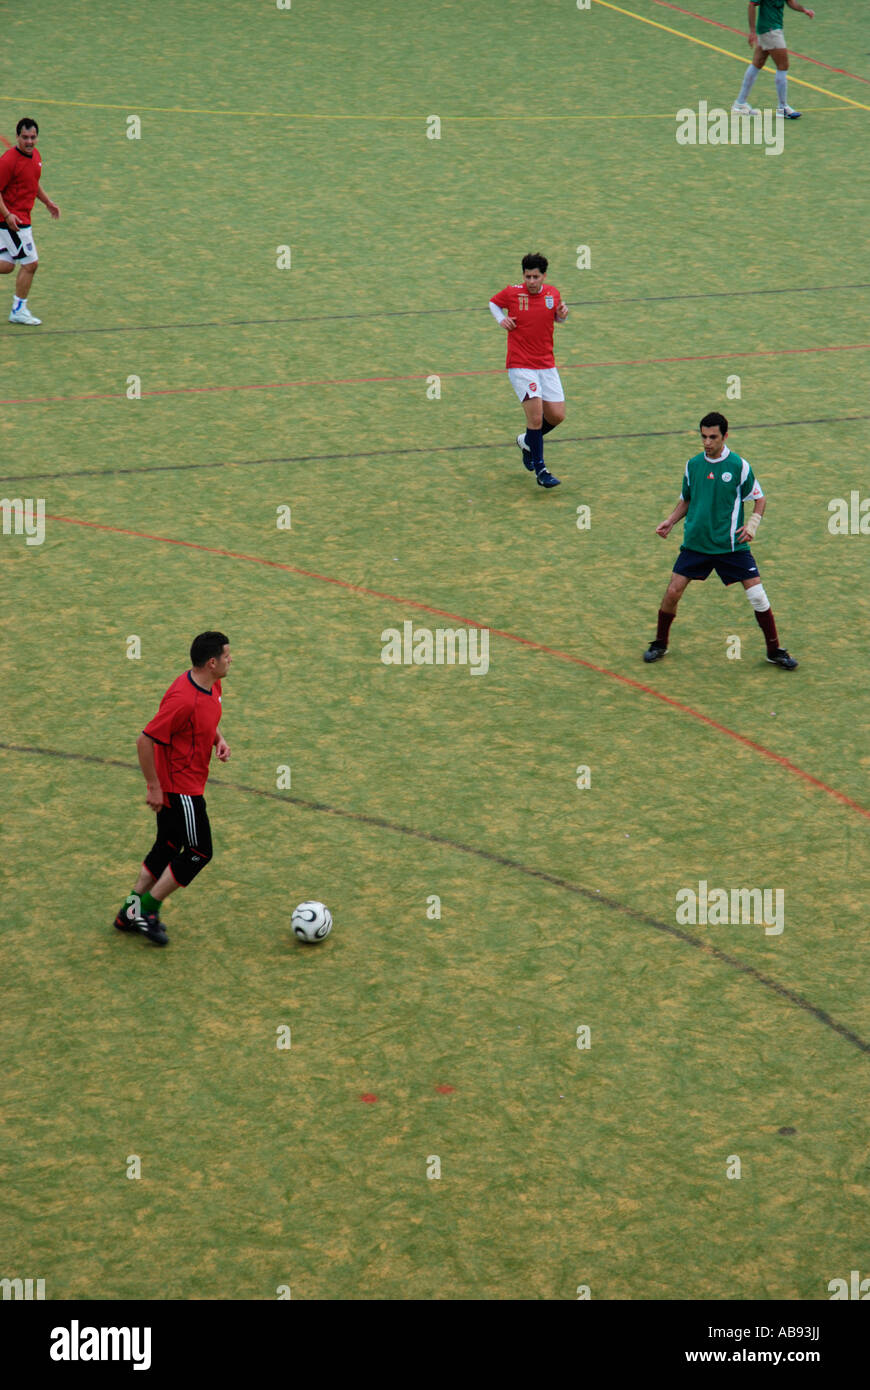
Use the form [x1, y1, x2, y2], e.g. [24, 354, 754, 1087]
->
[722, 472, 732, 481]
[545, 295, 554, 308]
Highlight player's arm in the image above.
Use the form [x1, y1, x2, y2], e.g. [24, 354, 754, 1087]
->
[555, 292, 568, 323]
[35, 183, 60, 219]
[786, 0, 814, 15]
[747, 1, 758, 46]
[656, 496, 689, 538]
[489, 299, 515, 331]
[213, 730, 231, 761]
[737, 497, 765, 543]
[737, 475, 766, 542]
[136, 732, 165, 811]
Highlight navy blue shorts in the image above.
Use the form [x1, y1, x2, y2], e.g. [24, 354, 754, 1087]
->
[673, 548, 760, 586]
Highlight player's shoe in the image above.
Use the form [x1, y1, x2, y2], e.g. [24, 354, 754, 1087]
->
[535, 467, 560, 488]
[9, 306, 41, 325]
[113, 895, 142, 934]
[732, 101, 760, 117]
[766, 648, 798, 669]
[516, 432, 535, 471]
[777, 105, 801, 119]
[134, 910, 169, 945]
[643, 641, 668, 663]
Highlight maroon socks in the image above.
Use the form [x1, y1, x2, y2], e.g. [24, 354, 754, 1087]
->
[656, 610, 675, 646]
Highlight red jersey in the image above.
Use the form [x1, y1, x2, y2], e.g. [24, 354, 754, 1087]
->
[0, 145, 42, 225]
[491, 282, 563, 369]
[142, 671, 223, 798]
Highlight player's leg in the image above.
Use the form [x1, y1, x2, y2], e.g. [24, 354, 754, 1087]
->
[644, 568, 694, 662]
[114, 806, 176, 941]
[734, 46, 766, 113]
[4, 223, 41, 322]
[533, 371, 564, 488]
[144, 864, 183, 905]
[143, 796, 214, 945]
[14, 259, 37, 300]
[510, 369, 539, 473]
[661, 572, 691, 614]
[132, 866, 157, 895]
[521, 393, 544, 452]
[770, 46, 799, 117]
[0, 224, 16, 280]
[742, 576, 798, 668]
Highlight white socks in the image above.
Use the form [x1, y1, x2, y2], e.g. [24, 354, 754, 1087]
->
[738, 65, 760, 104]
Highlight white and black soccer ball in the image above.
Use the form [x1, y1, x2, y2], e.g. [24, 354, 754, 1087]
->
[291, 901, 333, 944]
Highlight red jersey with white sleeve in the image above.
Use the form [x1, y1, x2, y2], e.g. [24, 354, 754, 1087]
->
[490, 282, 563, 369]
[142, 671, 223, 799]
[0, 145, 42, 225]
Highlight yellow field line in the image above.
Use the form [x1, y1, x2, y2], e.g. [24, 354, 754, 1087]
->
[0, 94, 862, 123]
[590, 0, 870, 111]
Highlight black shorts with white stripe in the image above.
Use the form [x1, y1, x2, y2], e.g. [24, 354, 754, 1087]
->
[144, 793, 213, 887]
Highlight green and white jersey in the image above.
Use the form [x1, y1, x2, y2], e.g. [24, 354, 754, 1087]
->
[680, 447, 764, 554]
[751, 0, 785, 36]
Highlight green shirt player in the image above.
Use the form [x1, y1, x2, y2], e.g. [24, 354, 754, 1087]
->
[644, 412, 798, 669]
[733, 1, 816, 120]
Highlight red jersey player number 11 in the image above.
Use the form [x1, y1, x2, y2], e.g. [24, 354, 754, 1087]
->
[489, 251, 568, 489]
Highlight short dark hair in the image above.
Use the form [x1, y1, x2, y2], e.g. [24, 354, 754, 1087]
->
[699, 411, 728, 435]
[521, 251, 548, 274]
[16, 118, 38, 136]
[190, 631, 229, 666]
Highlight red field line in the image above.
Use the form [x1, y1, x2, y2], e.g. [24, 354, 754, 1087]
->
[651, 1, 870, 84]
[4, 342, 869, 407]
[45, 512, 870, 822]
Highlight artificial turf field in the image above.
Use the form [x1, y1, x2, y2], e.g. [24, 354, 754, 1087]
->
[1, 0, 868, 1303]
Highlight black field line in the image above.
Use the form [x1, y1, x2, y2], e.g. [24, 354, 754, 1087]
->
[3, 282, 869, 341]
[1, 739, 866, 1056]
[1, 414, 867, 486]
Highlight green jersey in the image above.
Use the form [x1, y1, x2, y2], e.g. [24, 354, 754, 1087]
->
[751, 1, 785, 36]
[680, 447, 763, 554]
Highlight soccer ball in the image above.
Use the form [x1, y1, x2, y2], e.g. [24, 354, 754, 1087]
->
[291, 901, 333, 944]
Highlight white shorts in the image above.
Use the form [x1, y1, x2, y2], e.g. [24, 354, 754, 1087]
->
[0, 222, 37, 264]
[758, 29, 786, 51]
[508, 367, 565, 404]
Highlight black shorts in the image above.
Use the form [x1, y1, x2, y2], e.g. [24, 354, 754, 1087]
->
[143, 793, 213, 887]
[673, 548, 761, 586]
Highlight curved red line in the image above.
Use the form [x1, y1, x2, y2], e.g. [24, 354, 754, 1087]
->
[3, 342, 869, 407]
[44, 512, 870, 821]
[651, 0, 870, 83]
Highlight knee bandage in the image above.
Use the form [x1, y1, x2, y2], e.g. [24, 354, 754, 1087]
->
[746, 584, 770, 613]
